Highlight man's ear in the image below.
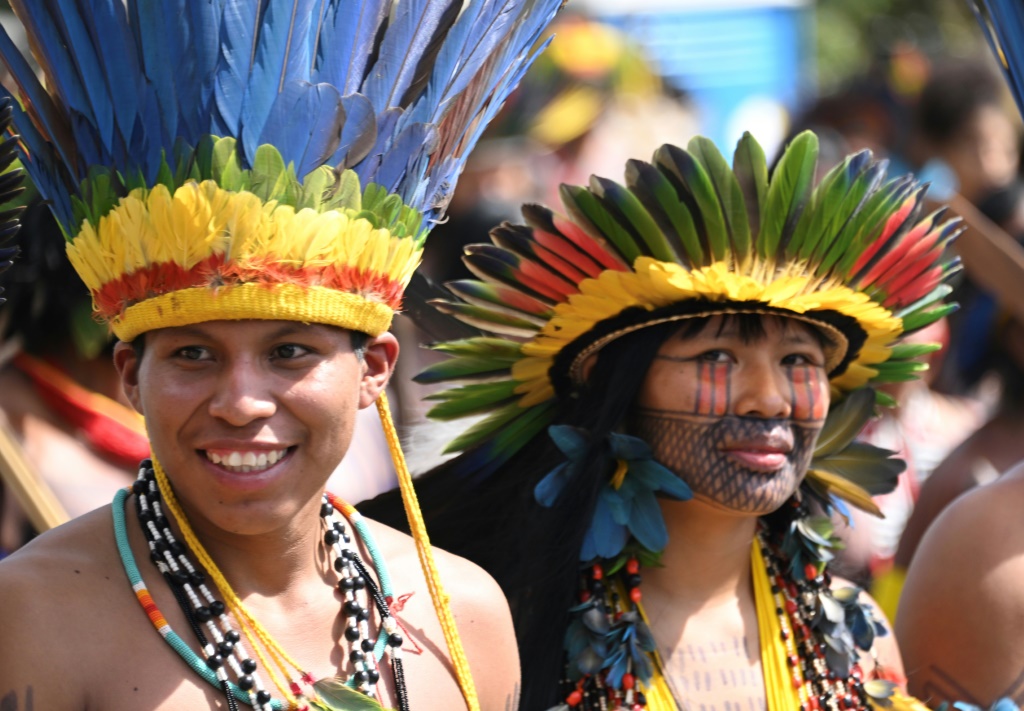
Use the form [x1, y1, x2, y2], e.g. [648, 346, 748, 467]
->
[113, 341, 144, 415]
[358, 332, 399, 409]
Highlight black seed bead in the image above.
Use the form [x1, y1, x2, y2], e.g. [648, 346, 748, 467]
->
[388, 633, 403, 648]
[132, 479, 147, 495]
[626, 574, 642, 588]
[150, 552, 162, 565]
[172, 570, 189, 585]
[342, 533, 351, 544]
[194, 605, 212, 622]
[321, 502, 334, 517]
[139, 509, 155, 523]
[341, 578, 356, 591]
[349, 650, 365, 663]
[155, 515, 169, 529]
[324, 530, 339, 545]
[354, 671, 369, 685]
[238, 674, 255, 691]
[210, 600, 226, 616]
[367, 669, 380, 684]
[344, 625, 360, 642]
[256, 690, 271, 704]
[170, 541, 186, 556]
[344, 600, 362, 616]
[361, 638, 374, 652]
[218, 640, 234, 656]
[225, 630, 240, 643]
[333, 521, 346, 533]
[334, 558, 344, 573]
[241, 658, 257, 674]
[206, 653, 223, 669]
[339, 549, 352, 560]
[356, 607, 369, 622]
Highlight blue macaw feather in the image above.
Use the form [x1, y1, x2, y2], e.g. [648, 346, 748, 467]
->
[239, 0, 319, 164]
[129, 0, 183, 148]
[627, 488, 669, 553]
[81, 0, 142, 149]
[213, 0, 261, 136]
[602, 488, 630, 527]
[607, 432, 652, 460]
[0, 24, 77, 176]
[363, 0, 459, 116]
[313, 0, 389, 95]
[258, 80, 343, 176]
[548, 425, 589, 460]
[352, 106, 401, 185]
[534, 461, 571, 507]
[588, 493, 629, 559]
[629, 459, 692, 501]
[972, 0, 1024, 119]
[333, 94, 377, 169]
[375, 122, 437, 194]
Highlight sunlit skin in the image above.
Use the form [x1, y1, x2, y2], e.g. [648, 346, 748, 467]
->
[632, 315, 830, 516]
[114, 320, 395, 545]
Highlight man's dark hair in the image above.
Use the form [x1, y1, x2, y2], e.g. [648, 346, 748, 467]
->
[916, 60, 1004, 146]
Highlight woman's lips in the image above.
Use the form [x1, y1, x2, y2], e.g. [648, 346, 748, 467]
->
[722, 448, 789, 472]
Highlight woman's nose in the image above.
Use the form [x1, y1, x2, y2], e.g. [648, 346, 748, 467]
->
[731, 362, 792, 420]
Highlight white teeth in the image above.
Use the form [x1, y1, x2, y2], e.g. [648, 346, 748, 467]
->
[205, 449, 288, 473]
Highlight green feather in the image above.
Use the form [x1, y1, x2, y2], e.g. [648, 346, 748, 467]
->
[899, 302, 957, 332]
[589, 176, 676, 262]
[426, 380, 520, 420]
[760, 131, 818, 259]
[431, 337, 523, 360]
[732, 132, 768, 240]
[624, 158, 703, 265]
[444, 401, 527, 454]
[312, 678, 394, 711]
[414, 355, 512, 385]
[560, 184, 643, 264]
[429, 301, 541, 338]
[688, 136, 751, 262]
[788, 151, 872, 267]
[655, 144, 728, 262]
[834, 178, 913, 277]
[811, 441, 905, 496]
[888, 342, 942, 360]
[812, 387, 875, 458]
[894, 284, 952, 318]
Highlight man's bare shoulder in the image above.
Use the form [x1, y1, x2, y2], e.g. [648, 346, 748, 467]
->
[361, 516, 520, 709]
[898, 464, 1024, 705]
[0, 506, 127, 709]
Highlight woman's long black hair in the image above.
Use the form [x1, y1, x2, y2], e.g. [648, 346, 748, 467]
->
[359, 314, 813, 709]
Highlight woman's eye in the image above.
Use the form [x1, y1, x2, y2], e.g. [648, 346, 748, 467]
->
[698, 350, 732, 363]
[782, 353, 820, 367]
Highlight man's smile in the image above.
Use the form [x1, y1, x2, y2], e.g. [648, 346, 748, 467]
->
[203, 447, 292, 473]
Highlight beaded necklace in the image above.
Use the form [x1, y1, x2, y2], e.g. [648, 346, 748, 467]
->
[555, 508, 904, 711]
[114, 460, 410, 711]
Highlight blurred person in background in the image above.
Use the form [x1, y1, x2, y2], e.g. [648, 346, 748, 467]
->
[891, 180, 1024, 584]
[0, 198, 144, 555]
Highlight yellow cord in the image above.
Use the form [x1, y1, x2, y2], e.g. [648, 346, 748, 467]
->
[376, 391, 480, 711]
[152, 459, 301, 706]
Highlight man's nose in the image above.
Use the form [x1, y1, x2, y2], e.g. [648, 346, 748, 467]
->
[207, 359, 277, 426]
[732, 361, 792, 420]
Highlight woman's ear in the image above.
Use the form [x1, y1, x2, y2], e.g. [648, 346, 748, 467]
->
[358, 332, 400, 409]
[113, 340, 144, 415]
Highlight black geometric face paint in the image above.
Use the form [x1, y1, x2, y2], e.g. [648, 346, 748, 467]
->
[630, 358, 827, 515]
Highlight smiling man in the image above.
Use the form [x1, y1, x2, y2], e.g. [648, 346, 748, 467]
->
[0, 1, 565, 710]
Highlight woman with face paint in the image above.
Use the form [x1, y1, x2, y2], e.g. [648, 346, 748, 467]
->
[362, 132, 957, 711]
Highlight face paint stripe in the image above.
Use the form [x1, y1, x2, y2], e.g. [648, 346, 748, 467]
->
[697, 360, 711, 415]
[713, 362, 729, 416]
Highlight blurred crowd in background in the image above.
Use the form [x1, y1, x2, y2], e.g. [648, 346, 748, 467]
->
[1, 0, 1023, 629]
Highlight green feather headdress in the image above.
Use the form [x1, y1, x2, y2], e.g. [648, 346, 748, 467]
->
[417, 131, 961, 512]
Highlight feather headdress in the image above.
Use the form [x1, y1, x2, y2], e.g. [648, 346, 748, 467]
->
[0, 2, 564, 709]
[0, 0, 561, 340]
[419, 131, 960, 509]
